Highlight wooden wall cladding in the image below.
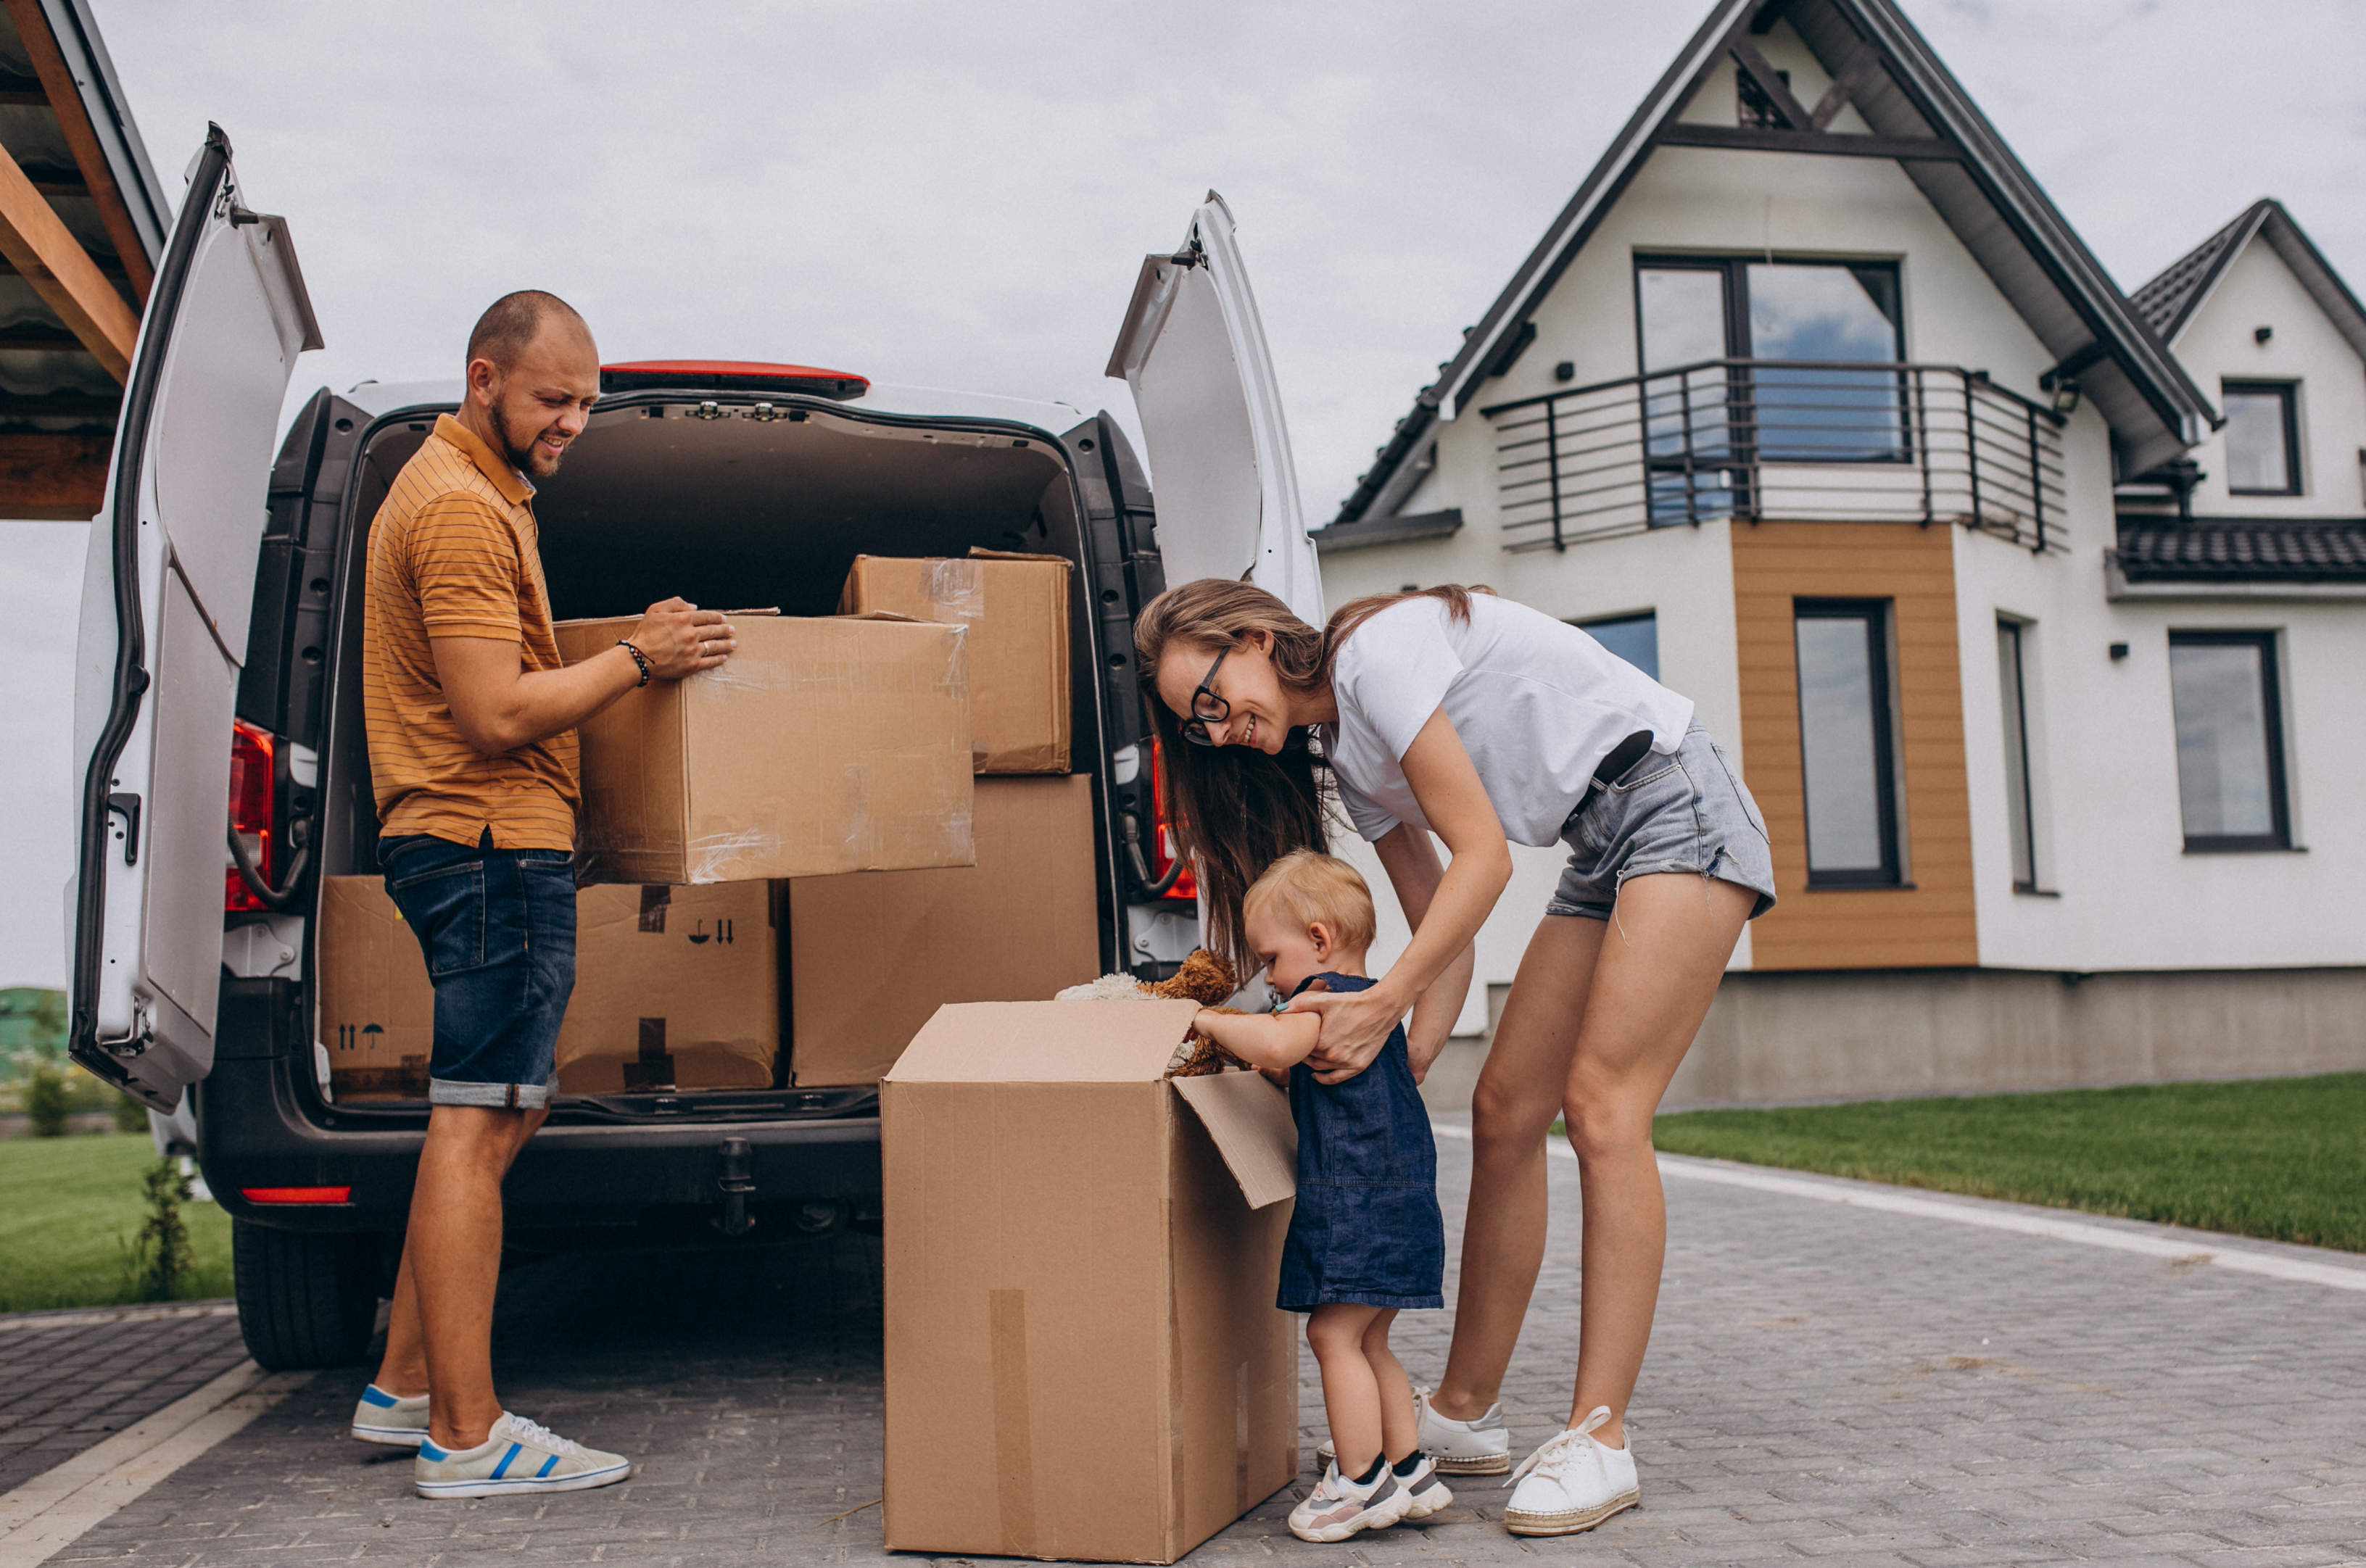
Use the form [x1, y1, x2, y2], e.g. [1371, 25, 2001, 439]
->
[1731, 520, 1977, 970]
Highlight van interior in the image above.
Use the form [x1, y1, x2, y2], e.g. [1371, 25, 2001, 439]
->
[312, 396, 1102, 1111]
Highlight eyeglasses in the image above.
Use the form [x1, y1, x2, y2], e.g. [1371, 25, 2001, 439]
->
[1178, 646, 1230, 747]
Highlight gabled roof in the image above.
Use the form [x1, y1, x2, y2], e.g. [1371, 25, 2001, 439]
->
[1334, 0, 2217, 526]
[2130, 199, 2366, 362]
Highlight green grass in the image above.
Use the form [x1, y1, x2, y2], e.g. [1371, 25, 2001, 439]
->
[0, 1133, 233, 1311]
[1650, 1072, 2366, 1253]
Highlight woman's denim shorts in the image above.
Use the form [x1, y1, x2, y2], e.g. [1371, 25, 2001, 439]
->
[1548, 722, 1777, 922]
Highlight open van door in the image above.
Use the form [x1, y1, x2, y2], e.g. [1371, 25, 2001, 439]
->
[1106, 191, 1321, 629]
[68, 125, 323, 1108]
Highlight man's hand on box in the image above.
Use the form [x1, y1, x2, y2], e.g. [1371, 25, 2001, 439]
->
[629, 598, 736, 680]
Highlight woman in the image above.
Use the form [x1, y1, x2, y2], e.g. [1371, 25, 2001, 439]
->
[1136, 579, 1774, 1537]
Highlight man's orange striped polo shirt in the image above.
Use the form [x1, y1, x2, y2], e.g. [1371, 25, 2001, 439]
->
[362, 413, 580, 852]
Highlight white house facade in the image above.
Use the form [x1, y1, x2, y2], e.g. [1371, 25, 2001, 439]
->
[1313, 0, 2366, 1106]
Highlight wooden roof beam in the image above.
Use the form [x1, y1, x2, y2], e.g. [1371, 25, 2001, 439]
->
[0, 138, 135, 380]
[4, 0, 152, 301]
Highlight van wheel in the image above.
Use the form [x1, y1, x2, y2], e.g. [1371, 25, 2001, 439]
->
[232, 1221, 381, 1371]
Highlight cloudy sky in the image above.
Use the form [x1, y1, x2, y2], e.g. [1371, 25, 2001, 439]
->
[3, 0, 2360, 989]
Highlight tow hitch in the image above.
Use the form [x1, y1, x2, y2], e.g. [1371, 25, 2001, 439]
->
[716, 1137, 755, 1236]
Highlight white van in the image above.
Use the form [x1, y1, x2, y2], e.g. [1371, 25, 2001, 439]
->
[67, 125, 1322, 1368]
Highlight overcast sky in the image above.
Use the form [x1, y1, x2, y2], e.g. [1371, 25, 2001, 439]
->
[3, 0, 2360, 990]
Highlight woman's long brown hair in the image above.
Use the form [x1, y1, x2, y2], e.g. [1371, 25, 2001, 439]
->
[1133, 579, 1489, 968]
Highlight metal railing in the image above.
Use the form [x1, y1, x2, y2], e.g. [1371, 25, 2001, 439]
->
[1479, 359, 2067, 554]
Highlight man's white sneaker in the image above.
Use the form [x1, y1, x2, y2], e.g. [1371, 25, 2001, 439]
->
[350, 1384, 429, 1447]
[1289, 1459, 1412, 1543]
[413, 1412, 632, 1499]
[1318, 1387, 1513, 1476]
[1502, 1406, 1639, 1536]
[1394, 1453, 1455, 1519]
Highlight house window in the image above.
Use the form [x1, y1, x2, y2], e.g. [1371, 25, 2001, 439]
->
[1794, 600, 1902, 886]
[2168, 631, 2290, 851]
[1576, 611, 1658, 679]
[1635, 257, 1906, 523]
[2221, 382, 2300, 494]
[1995, 619, 2037, 889]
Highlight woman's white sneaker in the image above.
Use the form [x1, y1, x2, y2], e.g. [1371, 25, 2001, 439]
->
[413, 1412, 632, 1499]
[1289, 1459, 1412, 1543]
[1502, 1406, 1638, 1536]
[1318, 1387, 1512, 1475]
[350, 1384, 429, 1447]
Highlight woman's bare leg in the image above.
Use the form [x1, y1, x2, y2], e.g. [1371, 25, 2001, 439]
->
[1428, 914, 1604, 1422]
[1563, 872, 1753, 1447]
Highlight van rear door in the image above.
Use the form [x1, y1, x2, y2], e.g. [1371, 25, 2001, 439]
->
[1105, 192, 1321, 629]
[68, 125, 323, 1108]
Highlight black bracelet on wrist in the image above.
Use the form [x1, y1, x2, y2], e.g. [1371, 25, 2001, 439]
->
[617, 639, 653, 687]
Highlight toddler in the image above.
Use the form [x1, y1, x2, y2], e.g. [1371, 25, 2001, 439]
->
[1191, 850, 1451, 1543]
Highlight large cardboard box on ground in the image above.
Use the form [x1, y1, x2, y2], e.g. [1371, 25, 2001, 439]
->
[838, 552, 1070, 773]
[882, 1001, 1300, 1564]
[788, 774, 1099, 1087]
[554, 613, 975, 884]
[317, 876, 434, 1100]
[553, 882, 782, 1093]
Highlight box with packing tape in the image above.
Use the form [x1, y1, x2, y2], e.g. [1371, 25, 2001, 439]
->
[315, 876, 783, 1100]
[881, 1000, 1299, 1564]
[838, 550, 1070, 774]
[554, 612, 975, 884]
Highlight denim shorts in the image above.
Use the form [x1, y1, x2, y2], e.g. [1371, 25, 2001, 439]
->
[379, 833, 576, 1109]
[1547, 722, 1777, 922]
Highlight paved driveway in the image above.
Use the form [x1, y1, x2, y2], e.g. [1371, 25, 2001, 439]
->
[30, 1127, 2366, 1567]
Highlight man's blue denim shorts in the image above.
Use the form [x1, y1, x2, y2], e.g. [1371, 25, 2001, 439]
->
[379, 832, 576, 1110]
[1548, 722, 1778, 922]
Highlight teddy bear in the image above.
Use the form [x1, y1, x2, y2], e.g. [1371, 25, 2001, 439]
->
[1054, 949, 1253, 1077]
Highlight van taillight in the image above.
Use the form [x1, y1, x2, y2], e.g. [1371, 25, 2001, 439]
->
[226, 721, 275, 913]
[1149, 738, 1196, 902]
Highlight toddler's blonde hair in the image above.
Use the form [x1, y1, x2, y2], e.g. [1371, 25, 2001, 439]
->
[1241, 850, 1377, 954]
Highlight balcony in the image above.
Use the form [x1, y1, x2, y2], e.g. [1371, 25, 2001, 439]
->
[1479, 359, 2067, 555]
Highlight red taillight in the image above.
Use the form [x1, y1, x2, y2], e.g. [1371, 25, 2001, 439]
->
[226, 721, 274, 913]
[1149, 737, 1196, 901]
[240, 1186, 351, 1204]
[598, 360, 869, 400]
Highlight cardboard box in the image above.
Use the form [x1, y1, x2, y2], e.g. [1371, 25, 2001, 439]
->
[838, 552, 1071, 773]
[882, 1002, 1299, 1564]
[317, 876, 434, 1100]
[788, 775, 1100, 1087]
[553, 882, 783, 1094]
[555, 613, 976, 884]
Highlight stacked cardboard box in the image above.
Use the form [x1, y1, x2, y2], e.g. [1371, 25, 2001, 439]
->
[838, 552, 1070, 773]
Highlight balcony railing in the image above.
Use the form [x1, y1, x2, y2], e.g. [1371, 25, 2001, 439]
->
[1479, 359, 2067, 554]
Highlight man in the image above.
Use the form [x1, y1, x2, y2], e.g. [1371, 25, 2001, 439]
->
[349, 291, 733, 1498]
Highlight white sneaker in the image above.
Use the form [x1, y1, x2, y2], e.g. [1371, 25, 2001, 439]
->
[1394, 1453, 1455, 1519]
[350, 1384, 429, 1447]
[413, 1411, 632, 1499]
[1289, 1459, 1412, 1543]
[1502, 1406, 1639, 1536]
[1319, 1387, 1511, 1476]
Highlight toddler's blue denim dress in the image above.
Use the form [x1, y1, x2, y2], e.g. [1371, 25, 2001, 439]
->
[1275, 973, 1445, 1311]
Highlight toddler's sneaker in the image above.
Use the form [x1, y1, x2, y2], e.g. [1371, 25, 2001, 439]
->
[1289, 1459, 1411, 1543]
[1394, 1453, 1454, 1519]
[1502, 1406, 1639, 1536]
[413, 1412, 632, 1499]
[350, 1384, 429, 1447]
[1318, 1387, 1511, 1475]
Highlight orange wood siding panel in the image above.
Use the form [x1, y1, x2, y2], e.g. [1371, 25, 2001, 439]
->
[1732, 521, 1977, 970]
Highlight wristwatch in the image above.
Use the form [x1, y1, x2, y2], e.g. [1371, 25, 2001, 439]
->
[617, 639, 653, 687]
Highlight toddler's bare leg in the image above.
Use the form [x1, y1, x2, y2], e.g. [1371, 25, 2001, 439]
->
[1358, 1310, 1414, 1462]
[1307, 1305, 1387, 1476]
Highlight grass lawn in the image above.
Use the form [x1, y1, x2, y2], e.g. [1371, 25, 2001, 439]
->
[0, 1133, 233, 1312]
[1650, 1072, 2366, 1253]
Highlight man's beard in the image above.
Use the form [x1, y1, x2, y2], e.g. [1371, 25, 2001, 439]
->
[488, 399, 563, 478]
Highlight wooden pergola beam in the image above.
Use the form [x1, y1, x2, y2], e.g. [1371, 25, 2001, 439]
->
[3, 0, 151, 301]
[0, 431, 110, 519]
[0, 137, 136, 380]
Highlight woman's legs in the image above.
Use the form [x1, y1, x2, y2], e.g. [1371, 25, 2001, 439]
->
[1307, 1303, 1389, 1474]
[1561, 871, 1753, 1447]
[1428, 913, 1605, 1422]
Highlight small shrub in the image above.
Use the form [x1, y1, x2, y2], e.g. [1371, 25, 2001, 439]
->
[123, 1156, 195, 1301]
[112, 1093, 149, 1134]
[24, 1064, 70, 1137]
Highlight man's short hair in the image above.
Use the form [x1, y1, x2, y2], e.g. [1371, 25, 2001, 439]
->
[1243, 850, 1377, 953]
[466, 290, 588, 373]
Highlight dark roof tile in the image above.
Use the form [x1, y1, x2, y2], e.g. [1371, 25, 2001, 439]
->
[2116, 515, 2366, 581]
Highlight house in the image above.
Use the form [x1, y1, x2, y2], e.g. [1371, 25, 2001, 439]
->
[1313, 0, 2366, 1107]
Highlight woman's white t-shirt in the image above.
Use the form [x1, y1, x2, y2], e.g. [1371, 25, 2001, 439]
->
[1322, 594, 1695, 847]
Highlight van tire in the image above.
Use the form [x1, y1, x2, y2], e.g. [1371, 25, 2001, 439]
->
[232, 1220, 381, 1371]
